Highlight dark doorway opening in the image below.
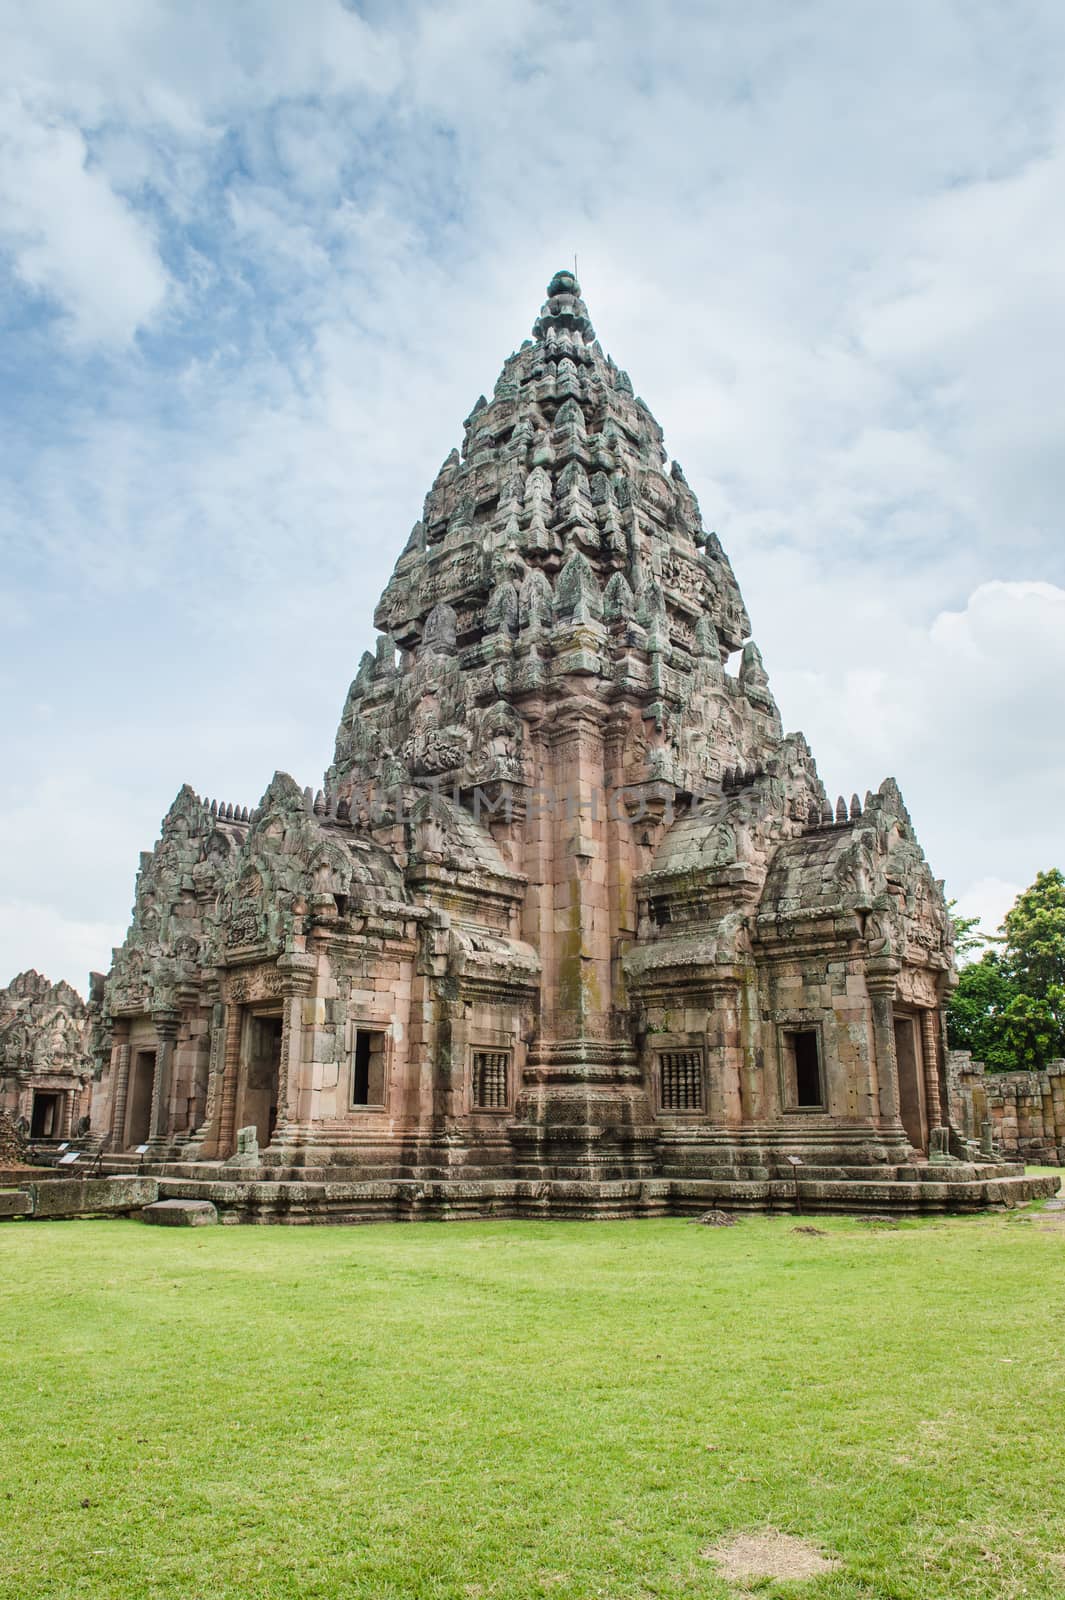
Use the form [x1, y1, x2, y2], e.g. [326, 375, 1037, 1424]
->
[784, 1029, 825, 1109]
[238, 1014, 283, 1150]
[894, 1014, 927, 1152]
[31, 1092, 61, 1139]
[793, 1031, 823, 1107]
[350, 1028, 386, 1108]
[126, 1050, 156, 1146]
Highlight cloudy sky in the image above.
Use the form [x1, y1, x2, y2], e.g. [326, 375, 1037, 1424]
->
[2, 0, 1063, 992]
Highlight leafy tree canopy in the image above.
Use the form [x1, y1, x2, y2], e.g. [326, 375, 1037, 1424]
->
[946, 899, 990, 962]
[947, 870, 1065, 1071]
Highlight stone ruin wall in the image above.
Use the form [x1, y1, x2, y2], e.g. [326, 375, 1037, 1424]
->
[948, 1051, 1065, 1165]
[0, 1111, 27, 1167]
[0, 971, 94, 1140]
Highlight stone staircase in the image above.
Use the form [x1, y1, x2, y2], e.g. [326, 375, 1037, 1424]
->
[125, 1160, 1059, 1225]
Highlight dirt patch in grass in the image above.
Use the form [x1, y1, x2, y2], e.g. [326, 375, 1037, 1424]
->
[702, 1527, 840, 1582]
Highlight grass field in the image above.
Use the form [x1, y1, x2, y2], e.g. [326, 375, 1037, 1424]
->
[1, 1197, 1064, 1600]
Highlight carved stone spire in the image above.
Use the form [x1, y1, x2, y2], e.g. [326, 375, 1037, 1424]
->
[337, 270, 763, 806]
[531, 269, 596, 343]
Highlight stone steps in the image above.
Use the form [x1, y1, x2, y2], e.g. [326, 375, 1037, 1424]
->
[150, 1170, 1060, 1224]
[108, 1155, 1030, 1186]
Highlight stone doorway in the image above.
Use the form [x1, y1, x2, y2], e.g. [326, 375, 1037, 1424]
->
[31, 1091, 61, 1139]
[126, 1050, 156, 1147]
[236, 1011, 283, 1151]
[894, 1014, 927, 1153]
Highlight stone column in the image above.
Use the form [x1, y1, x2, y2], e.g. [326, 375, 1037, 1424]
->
[148, 1010, 179, 1145]
[187, 1000, 231, 1160]
[709, 980, 746, 1125]
[603, 712, 637, 1011]
[865, 958, 904, 1133]
[216, 1001, 245, 1158]
[59, 1091, 74, 1140]
[174, 984, 203, 1137]
[198, 1001, 225, 1133]
[515, 697, 651, 1174]
[15, 1078, 33, 1129]
[539, 705, 612, 1030]
[108, 1022, 132, 1147]
[189, 1032, 211, 1133]
[273, 952, 317, 1144]
[920, 1008, 944, 1128]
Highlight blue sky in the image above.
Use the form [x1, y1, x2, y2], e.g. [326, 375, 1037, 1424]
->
[2, 0, 1064, 989]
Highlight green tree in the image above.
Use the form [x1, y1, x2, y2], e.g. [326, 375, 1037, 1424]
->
[997, 992, 1062, 1072]
[947, 899, 990, 963]
[1000, 868, 1065, 1037]
[947, 950, 1018, 1067]
[947, 870, 1065, 1070]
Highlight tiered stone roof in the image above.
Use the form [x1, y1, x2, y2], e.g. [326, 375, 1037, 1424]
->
[327, 269, 811, 813]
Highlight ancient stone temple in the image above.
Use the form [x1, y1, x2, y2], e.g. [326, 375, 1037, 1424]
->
[86, 271, 1046, 1218]
[0, 971, 93, 1140]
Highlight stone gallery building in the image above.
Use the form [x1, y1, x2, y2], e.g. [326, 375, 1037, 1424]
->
[85, 271, 1034, 1218]
[0, 971, 93, 1141]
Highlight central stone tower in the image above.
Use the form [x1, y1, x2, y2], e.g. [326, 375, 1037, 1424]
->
[91, 267, 993, 1218]
[325, 271, 810, 1178]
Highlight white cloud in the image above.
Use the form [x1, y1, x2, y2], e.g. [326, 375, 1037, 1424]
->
[772, 579, 1065, 913]
[0, 901, 124, 995]
[952, 877, 1022, 942]
[1, 0, 1065, 985]
[0, 91, 170, 344]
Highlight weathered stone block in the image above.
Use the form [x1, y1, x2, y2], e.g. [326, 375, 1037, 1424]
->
[140, 1199, 218, 1226]
[27, 1177, 158, 1217]
[0, 1190, 32, 1218]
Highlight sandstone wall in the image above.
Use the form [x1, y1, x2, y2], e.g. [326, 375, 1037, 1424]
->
[948, 1051, 1065, 1165]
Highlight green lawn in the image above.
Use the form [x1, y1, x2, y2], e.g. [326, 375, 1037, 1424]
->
[1, 1203, 1064, 1600]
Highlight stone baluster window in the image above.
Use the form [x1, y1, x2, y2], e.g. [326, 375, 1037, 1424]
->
[658, 1049, 704, 1112]
[472, 1050, 511, 1110]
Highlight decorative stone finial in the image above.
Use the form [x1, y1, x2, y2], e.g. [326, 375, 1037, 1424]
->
[532, 270, 595, 343]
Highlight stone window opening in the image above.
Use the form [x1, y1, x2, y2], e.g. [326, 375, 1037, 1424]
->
[351, 1028, 387, 1109]
[657, 1049, 704, 1113]
[472, 1050, 511, 1111]
[784, 1029, 825, 1110]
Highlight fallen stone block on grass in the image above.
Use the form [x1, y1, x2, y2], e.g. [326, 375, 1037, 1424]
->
[0, 1190, 32, 1219]
[139, 1199, 218, 1227]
